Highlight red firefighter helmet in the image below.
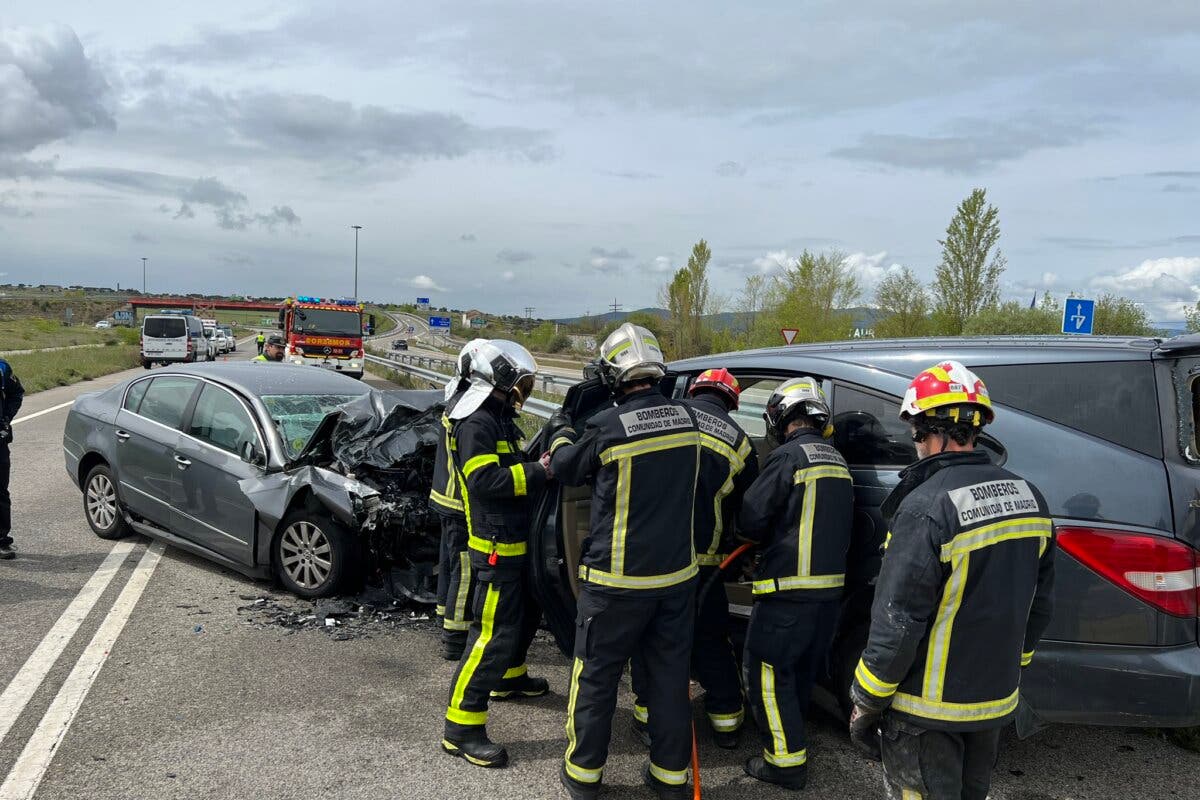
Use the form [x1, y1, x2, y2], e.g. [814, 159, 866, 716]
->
[689, 368, 741, 409]
[900, 360, 994, 427]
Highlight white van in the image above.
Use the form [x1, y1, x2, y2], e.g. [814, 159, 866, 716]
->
[140, 314, 212, 368]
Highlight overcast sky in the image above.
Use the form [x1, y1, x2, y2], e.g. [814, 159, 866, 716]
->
[2, 2, 1198, 319]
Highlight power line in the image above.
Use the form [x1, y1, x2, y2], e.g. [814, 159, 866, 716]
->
[609, 298, 622, 315]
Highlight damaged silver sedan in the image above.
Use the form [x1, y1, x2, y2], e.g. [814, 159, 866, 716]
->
[62, 362, 445, 598]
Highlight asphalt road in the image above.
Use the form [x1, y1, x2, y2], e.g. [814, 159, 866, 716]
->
[1, 354, 1196, 799]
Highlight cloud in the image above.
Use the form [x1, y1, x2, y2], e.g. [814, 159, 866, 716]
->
[0, 190, 32, 218]
[601, 170, 661, 181]
[752, 250, 792, 274]
[496, 248, 534, 264]
[131, 231, 155, 243]
[459, 233, 477, 242]
[501, 270, 515, 281]
[0, 25, 115, 155]
[410, 274, 447, 291]
[715, 161, 747, 178]
[831, 115, 1108, 173]
[1163, 183, 1198, 193]
[1089, 256, 1200, 319]
[216, 252, 254, 266]
[590, 246, 634, 260]
[649, 256, 674, 274]
[841, 251, 904, 289]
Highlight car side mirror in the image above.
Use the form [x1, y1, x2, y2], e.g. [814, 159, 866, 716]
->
[240, 440, 266, 467]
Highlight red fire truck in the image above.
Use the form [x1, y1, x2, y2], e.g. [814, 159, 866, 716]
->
[278, 296, 366, 379]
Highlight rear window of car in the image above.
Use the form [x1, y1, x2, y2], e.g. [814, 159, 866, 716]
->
[138, 377, 199, 429]
[143, 317, 186, 338]
[973, 361, 1161, 458]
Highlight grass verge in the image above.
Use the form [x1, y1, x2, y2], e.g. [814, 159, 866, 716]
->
[0, 319, 139, 352]
[5, 345, 142, 393]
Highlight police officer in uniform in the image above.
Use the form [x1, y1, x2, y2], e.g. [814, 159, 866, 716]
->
[256, 331, 266, 355]
[0, 356, 24, 559]
[252, 334, 285, 362]
[432, 340, 487, 660]
[848, 361, 1055, 800]
[630, 367, 758, 750]
[442, 340, 550, 768]
[550, 323, 700, 800]
[738, 377, 854, 790]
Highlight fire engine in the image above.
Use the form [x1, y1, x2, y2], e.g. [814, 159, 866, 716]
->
[278, 296, 366, 379]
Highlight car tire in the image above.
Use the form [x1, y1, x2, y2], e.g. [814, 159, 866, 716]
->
[83, 464, 131, 540]
[141, 359, 151, 370]
[273, 511, 356, 599]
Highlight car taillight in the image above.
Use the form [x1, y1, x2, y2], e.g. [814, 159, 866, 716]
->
[1057, 527, 1199, 618]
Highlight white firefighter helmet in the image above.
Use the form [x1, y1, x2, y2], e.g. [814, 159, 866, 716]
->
[597, 323, 666, 392]
[444, 338, 489, 402]
[448, 339, 539, 420]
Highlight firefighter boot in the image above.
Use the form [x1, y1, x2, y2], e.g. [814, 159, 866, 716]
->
[558, 763, 600, 800]
[744, 756, 807, 791]
[490, 671, 549, 700]
[711, 724, 741, 750]
[631, 717, 651, 747]
[642, 762, 689, 799]
[441, 729, 508, 768]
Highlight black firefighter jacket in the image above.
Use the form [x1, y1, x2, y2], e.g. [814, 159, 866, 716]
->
[549, 387, 700, 596]
[738, 429, 855, 601]
[850, 451, 1056, 732]
[1, 358, 23, 437]
[429, 390, 466, 520]
[686, 393, 759, 566]
[452, 396, 547, 577]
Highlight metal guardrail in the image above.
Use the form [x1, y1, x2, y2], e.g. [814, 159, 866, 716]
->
[368, 349, 581, 397]
[363, 354, 561, 420]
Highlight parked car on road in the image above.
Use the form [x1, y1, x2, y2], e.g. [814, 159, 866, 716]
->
[212, 329, 231, 354]
[220, 325, 237, 351]
[94, 320, 111, 329]
[141, 314, 213, 368]
[527, 335, 1200, 732]
[64, 364, 443, 599]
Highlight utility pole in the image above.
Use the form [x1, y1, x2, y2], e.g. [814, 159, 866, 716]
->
[609, 298, 622, 316]
[351, 225, 363, 300]
[524, 306, 535, 331]
[141, 258, 147, 294]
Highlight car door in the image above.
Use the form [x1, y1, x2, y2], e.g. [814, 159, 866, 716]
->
[172, 382, 265, 565]
[113, 375, 201, 528]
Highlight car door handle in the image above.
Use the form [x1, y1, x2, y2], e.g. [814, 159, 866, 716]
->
[174, 455, 192, 469]
[115, 430, 131, 441]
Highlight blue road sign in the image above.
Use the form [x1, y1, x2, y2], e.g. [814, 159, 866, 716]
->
[407, 325, 415, 334]
[1062, 298, 1095, 335]
[112, 310, 134, 321]
[416, 297, 430, 306]
[429, 316, 452, 330]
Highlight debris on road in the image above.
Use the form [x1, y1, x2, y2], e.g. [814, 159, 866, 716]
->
[236, 586, 438, 641]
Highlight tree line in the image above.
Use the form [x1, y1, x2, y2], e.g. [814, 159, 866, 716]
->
[642, 187, 1156, 360]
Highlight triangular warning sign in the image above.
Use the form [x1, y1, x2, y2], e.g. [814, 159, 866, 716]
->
[781, 328, 799, 345]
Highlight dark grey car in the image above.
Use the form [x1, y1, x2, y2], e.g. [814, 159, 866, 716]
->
[63, 363, 444, 599]
[528, 335, 1200, 731]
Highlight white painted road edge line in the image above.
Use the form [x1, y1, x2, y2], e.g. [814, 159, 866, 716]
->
[10, 402, 74, 426]
[0, 542, 165, 800]
[0, 541, 136, 747]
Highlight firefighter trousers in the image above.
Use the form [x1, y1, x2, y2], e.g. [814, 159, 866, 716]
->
[0, 443, 10, 547]
[629, 567, 743, 734]
[881, 716, 1002, 800]
[438, 516, 474, 642]
[564, 583, 696, 790]
[443, 571, 540, 739]
[743, 597, 840, 772]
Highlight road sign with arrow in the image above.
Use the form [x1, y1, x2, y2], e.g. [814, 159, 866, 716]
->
[1061, 299, 1095, 335]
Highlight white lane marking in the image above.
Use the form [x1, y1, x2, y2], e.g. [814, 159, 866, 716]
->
[10, 402, 74, 426]
[0, 542, 136, 747]
[0, 542, 165, 800]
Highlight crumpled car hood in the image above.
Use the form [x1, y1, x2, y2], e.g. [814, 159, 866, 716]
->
[292, 389, 444, 469]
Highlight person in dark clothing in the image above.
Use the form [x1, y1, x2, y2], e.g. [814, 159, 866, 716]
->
[550, 323, 701, 800]
[848, 360, 1056, 800]
[432, 340, 488, 660]
[630, 367, 759, 750]
[738, 377, 854, 791]
[0, 357, 24, 559]
[442, 340, 551, 769]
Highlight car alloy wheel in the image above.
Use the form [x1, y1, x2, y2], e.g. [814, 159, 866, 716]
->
[280, 520, 333, 590]
[86, 472, 118, 530]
